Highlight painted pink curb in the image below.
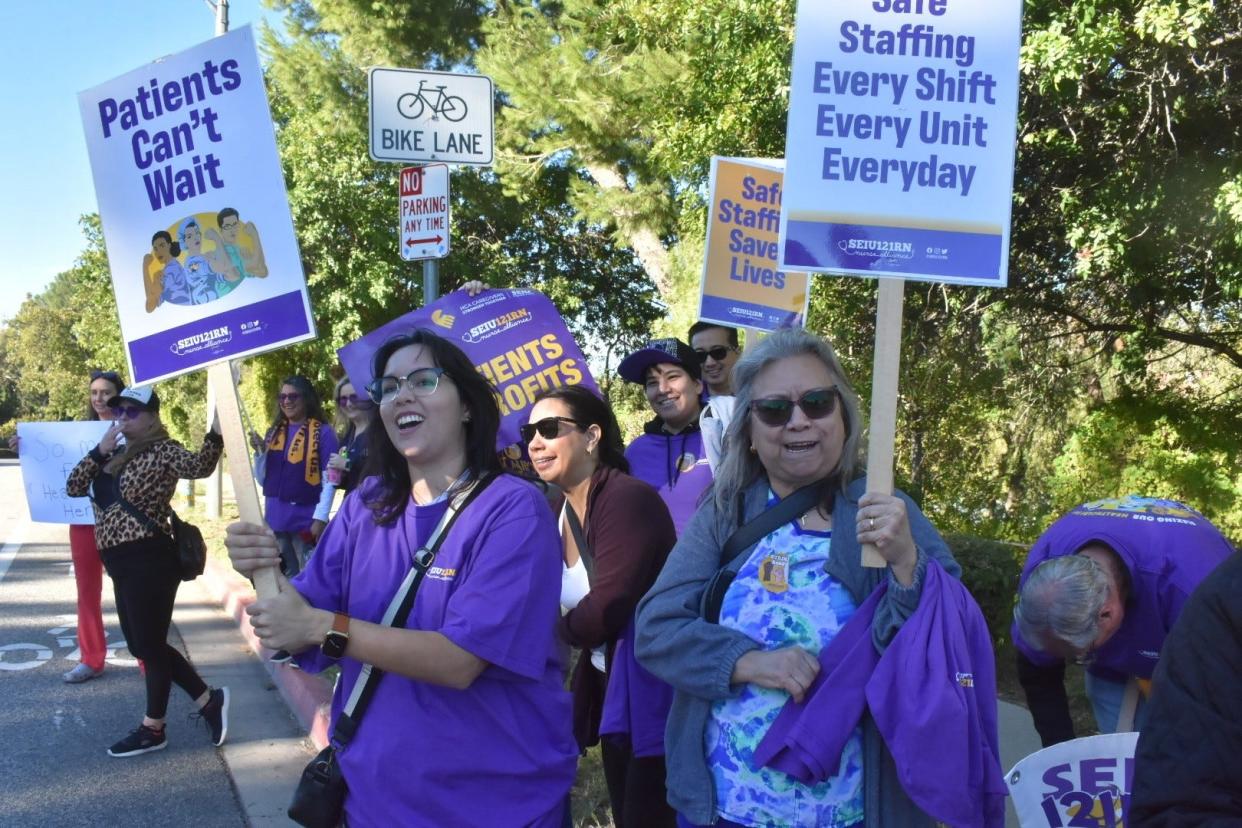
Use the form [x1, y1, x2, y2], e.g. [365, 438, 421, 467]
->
[200, 557, 333, 750]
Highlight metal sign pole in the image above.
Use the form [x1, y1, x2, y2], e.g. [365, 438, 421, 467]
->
[423, 258, 439, 305]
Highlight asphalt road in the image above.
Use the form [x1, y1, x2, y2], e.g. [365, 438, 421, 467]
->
[0, 459, 247, 827]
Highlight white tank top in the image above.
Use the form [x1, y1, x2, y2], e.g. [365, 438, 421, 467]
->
[559, 502, 606, 672]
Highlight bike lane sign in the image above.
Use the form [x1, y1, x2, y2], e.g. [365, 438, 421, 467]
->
[399, 165, 450, 261]
[369, 67, 494, 165]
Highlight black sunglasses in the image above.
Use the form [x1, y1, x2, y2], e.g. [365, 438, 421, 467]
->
[109, 405, 146, 420]
[695, 346, 735, 364]
[750, 387, 840, 427]
[520, 416, 586, 444]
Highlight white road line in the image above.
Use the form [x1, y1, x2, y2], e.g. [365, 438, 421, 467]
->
[0, 519, 30, 585]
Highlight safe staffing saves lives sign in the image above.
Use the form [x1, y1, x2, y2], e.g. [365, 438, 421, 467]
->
[78, 26, 315, 384]
[778, 0, 1022, 287]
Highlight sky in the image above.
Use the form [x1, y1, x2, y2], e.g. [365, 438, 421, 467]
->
[0, 0, 280, 325]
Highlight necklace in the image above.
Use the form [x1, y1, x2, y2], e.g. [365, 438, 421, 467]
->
[799, 506, 827, 529]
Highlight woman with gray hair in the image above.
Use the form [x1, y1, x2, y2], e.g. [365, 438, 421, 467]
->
[636, 327, 962, 827]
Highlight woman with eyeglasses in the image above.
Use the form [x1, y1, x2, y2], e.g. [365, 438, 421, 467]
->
[248, 376, 339, 577]
[65, 386, 229, 757]
[223, 329, 577, 826]
[9, 370, 127, 684]
[523, 385, 678, 828]
[636, 327, 978, 828]
[327, 376, 374, 495]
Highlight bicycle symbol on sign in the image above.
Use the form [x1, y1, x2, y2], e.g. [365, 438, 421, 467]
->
[397, 81, 468, 122]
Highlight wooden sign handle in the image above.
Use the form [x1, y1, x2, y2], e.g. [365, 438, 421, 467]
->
[862, 278, 905, 568]
[208, 362, 279, 599]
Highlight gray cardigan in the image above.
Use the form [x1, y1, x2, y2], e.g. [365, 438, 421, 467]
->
[635, 475, 961, 827]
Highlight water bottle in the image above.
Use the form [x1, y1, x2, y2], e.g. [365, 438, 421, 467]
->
[327, 447, 348, 485]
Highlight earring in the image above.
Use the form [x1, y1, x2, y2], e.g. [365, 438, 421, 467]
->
[749, 444, 757, 454]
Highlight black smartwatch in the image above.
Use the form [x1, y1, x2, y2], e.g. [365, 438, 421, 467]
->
[321, 613, 350, 660]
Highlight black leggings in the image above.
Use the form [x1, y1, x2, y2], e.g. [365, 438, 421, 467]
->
[600, 737, 676, 828]
[104, 537, 208, 720]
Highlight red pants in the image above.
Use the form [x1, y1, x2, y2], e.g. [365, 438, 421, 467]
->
[68, 524, 108, 671]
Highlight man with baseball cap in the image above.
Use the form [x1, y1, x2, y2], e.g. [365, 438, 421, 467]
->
[617, 338, 713, 534]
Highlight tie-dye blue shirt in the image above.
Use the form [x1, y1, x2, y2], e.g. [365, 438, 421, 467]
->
[705, 493, 864, 827]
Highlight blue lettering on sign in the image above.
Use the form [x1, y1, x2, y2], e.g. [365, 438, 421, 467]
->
[94, 58, 242, 212]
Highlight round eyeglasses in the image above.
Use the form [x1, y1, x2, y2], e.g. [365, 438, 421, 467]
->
[366, 367, 446, 404]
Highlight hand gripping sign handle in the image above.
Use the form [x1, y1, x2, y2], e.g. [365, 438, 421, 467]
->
[208, 362, 279, 599]
[862, 278, 905, 568]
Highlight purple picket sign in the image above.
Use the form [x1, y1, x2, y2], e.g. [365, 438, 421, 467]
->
[338, 288, 598, 476]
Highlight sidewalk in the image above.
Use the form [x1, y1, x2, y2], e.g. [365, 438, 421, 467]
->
[179, 557, 334, 826]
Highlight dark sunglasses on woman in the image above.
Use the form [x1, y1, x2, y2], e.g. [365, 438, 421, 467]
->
[520, 416, 586, 445]
[109, 405, 145, 420]
[277, 392, 302, 403]
[750, 387, 839, 427]
[337, 393, 374, 410]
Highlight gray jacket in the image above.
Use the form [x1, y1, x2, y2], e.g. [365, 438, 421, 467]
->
[635, 476, 961, 827]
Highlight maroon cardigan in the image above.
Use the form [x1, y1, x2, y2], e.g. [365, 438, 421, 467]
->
[557, 464, 677, 749]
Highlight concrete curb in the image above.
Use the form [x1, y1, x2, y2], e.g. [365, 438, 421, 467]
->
[198, 557, 333, 750]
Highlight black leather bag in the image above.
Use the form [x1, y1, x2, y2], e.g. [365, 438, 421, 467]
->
[169, 510, 207, 581]
[288, 746, 345, 828]
[116, 496, 206, 581]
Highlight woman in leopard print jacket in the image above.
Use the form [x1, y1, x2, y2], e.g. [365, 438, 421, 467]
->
[65, 385, 230, 759]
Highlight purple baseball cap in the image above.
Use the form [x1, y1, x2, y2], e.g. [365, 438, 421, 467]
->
[618, 338, 702, 384]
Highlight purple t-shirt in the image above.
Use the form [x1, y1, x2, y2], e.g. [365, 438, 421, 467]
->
[624, 430, 713, 535]
[1012, 496, 1235, 682]
[292, 474, 577, 826]
[262, 421, 338, 533]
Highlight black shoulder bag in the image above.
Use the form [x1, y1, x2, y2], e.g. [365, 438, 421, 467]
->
[700, 482, 825, 624]
[288, 474, 495, 828]
[115, 493, 207, 582]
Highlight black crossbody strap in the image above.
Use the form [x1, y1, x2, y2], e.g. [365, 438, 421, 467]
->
[332, 473, 497, 747]
[719, 481, 824, 572]
[699, 480, 828, 625]
[563, 502, 595, 582]
[115, 492, 173, 539]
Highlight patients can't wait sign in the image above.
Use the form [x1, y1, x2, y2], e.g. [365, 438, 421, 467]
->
[78, 26, 315, 384]
[778, 0, 1022, 286]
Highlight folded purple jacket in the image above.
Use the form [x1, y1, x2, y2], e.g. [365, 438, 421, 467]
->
[754, 559, 1006, 828]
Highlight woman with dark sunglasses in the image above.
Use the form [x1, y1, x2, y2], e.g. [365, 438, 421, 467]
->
[8, 370, 127, 684]
[636, 327, 979, 828]
[327, 376, 374, 495]
[248, 375, 339, 577]
[524, 384, 678, 828]
[65, 386, 228, 757]
[223, 329, 577, 825]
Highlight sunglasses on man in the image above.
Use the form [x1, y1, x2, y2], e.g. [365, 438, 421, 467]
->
[695, 345, 737, 364]
[750, 387, 840, 427]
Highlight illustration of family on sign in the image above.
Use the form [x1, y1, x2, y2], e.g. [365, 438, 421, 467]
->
[142, 207, 267, 312]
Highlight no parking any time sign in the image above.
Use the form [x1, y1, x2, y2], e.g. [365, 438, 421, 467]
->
[399, 164, 450, 261]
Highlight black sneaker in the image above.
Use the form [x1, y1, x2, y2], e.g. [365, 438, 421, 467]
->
[108, 724, 167, 757]
[192, 687, 230, 747]
[269, 649, 293, 664]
